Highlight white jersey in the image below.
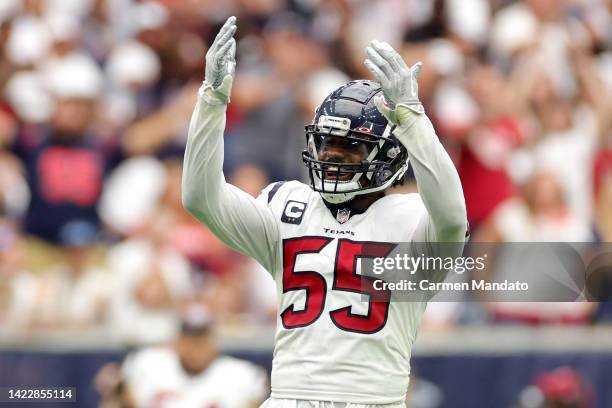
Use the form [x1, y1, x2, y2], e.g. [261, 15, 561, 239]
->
[182, 86, 467, 404]
[123, 347, 268, 408]
[259, 181, 436, 403]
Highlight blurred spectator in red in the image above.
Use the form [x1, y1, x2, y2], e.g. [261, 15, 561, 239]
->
[457, 63, 524, 229]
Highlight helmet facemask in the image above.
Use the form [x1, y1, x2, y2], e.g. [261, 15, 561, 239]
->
[303, 115, 409, 204]
[302, 80, 410, 204]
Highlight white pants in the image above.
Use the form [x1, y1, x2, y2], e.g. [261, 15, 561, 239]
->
[260, 398, 406, 408]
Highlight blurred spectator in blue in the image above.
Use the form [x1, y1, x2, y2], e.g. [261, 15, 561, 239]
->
[10, 55, 117, 244]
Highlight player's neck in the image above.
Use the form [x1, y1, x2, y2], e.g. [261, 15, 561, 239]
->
[323, 192, 384, 214]
[348, 192, 385, 212]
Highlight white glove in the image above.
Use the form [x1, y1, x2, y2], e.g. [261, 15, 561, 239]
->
[203, 16, 237, 104]
[364, 40, 424, 127]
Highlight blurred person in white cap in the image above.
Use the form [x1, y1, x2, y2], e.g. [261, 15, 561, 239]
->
[0, 0, 20, 24]
[3, 0, 49, 68]
[103, 39, 161, 128]
[11, 54, 116, 244]
[4, 19, 49, 69]
[44, 12, 84, 63]
[4, 1, 90, 68]
[121, 304, 268, 408]
[4, 70, 55, 124]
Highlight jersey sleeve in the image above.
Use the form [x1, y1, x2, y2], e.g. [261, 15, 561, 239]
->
[395, 114, 468, 292]
[182, 86, 280, 273]
[395, 113, 468, 244]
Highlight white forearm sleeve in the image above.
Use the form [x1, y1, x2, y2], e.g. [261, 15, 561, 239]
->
[181, 87, 279, 272]
[395, 113, 467, 242]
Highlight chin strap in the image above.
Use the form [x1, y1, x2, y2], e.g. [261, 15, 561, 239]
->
[320, 191, 355, 205]
[318, 161, 407, 203]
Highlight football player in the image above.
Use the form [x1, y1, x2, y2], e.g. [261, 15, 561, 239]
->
[182, 16, 467, 406]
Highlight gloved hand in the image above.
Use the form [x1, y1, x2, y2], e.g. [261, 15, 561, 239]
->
[203, 16, 237, 104]
[364, 40, 424, 127]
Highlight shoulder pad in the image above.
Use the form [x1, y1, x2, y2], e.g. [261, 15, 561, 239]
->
[267, 181, 286, 203]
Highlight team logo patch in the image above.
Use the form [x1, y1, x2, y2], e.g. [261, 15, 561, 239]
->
[281, 200, 307, 225]
[336, 208, 351, 224]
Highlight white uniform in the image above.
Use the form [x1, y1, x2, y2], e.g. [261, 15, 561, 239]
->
[182, 86, 467, 404]
[123, 347, 268, 408]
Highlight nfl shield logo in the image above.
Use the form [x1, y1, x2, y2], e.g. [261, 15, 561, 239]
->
[336, 208, 351, 224]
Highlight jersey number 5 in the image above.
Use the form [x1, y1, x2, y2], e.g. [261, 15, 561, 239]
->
[280, 237, 396, 334]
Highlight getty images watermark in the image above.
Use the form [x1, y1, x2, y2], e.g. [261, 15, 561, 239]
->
[371, 252, 529, 293]
[360, 243, 612, 302]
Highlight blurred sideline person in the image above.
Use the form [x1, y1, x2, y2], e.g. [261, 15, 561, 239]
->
[182, 16, 466, 406]
[514, 367, 593, 408]
[120, 306, 268, 408]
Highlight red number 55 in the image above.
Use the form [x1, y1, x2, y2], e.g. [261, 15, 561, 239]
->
[280, 237, 396, 334]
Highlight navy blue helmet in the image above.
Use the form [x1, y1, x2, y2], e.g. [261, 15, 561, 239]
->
[302, 80, 409, 204]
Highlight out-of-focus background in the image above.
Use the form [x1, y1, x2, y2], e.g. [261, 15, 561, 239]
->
[0, 0, 611, 407]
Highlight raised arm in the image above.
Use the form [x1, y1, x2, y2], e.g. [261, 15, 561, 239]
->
[364, 40, 467, 243]
[182, 17, 279, 272]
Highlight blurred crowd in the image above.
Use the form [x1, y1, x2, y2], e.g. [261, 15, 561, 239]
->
[0, 0, 611, 342]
